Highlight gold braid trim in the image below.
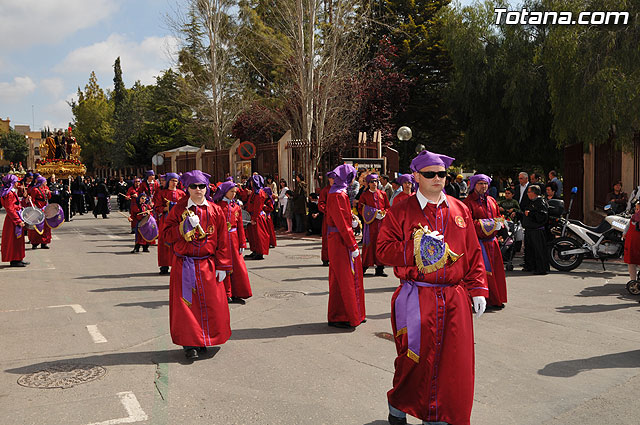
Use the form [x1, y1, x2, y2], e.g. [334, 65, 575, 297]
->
[407, 350, 420, 363]
[413, 224, 463, 274]
[396, 327, 407, 337]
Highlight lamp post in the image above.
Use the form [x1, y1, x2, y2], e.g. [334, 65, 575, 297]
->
[397, 126, 412, 172]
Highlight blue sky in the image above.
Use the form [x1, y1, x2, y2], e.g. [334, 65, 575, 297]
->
[0, 0, 482, 132]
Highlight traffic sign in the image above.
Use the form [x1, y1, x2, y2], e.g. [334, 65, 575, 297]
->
[237, 141, 256, 160]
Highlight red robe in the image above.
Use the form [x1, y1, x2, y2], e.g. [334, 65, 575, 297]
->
[154, 188, 186, 267]
[1, 190, 26, 262]
[138, 179, 160, 200]
[127, 186, 139, 231]
[357, 189, 390, 267]
[135, 203, 156, 245]
[376, 195, 488, 425]
[265, 196, 277, 247]
[164, 197, 232, 347]
[216, 200, 252, 298]
[463, 192, 508, 306]
[318, 185, 330, 262]
[326, 190, 366, 326]
[392, 191, 411, 205]
[246, 189, 270, 255]
[27, 185, 52, 245]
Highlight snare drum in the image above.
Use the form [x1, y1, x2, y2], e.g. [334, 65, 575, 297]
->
[138, 214, 159, 242]
[44, 203, 64, 229]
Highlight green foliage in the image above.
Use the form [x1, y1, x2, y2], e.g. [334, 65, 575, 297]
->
[0, 129, 28, 164]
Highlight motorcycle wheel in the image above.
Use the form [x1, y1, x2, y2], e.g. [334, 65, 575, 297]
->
[548, 237, 584, 271]
[626, 280, 640, 295]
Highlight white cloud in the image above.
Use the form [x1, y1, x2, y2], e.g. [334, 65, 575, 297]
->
[0, 0, 118, 49]
[42, 92, 77, 130]
[0, 76, 36, 102]
[40, 78, 65, 97]
[54, 34, 179, 87]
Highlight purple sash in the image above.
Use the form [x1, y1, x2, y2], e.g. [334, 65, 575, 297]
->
[362, 205, 377, 246]
[395, 279, 456, 363]
[479, 237, 495, 275]
[327, 226, 339, 233]
[175, 254, 211, 306]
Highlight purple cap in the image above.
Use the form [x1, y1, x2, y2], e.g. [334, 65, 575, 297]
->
[410, 150, 455, 172]
[398, 174, 414, 185]
[225, 176, 234, 182]
[250, 174, 264, 193]
[329, 164, 356, 194]
[162, 173, 180, 188]
[145, 170, 155, 177]
[263, 187, 273, 197]
[180, 170, 211, 188]
[469, 174, 491, 192]
[1, 174, 19, 197]
[365, 174, 379, 183]
[212, 181, 237, 202]
[33, 176, 47, 188]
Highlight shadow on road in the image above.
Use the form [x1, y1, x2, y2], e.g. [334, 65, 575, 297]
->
[230, 322, 355, 340]
[538, 349, 640, 377]
[85, 251, 139, 256]
[116, 301, 168, 309]
[306, 286, 397, 297]
[76, 272, 165, 280]
[576, 282, 629, 298]
[556, 303, 640, 313]
[4, 348, 218, 372]
[91, 285, 169, 292]
[247, 264, 325, 271]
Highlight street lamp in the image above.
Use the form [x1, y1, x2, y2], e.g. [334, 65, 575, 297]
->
[415, 144, 425, 153]
[397, 126, 412, 141]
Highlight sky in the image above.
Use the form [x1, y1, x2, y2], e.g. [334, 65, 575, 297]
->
[0, 0, 481, 132]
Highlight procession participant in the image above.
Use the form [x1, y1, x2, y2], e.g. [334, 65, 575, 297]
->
[521, 185, 549, 275]
[376, 149, 488, 425]
[262, 186, 277, 248]
[48, 174, 70, 222]
[131, 192, 155, 253]
[17, 172, 33, 199]
[138, 170, 160, 203]
[71, 176, 87, 216]
[358, 173, 390, 276]
[116, 176, 129, 211]
[306, 192, 323, 235]
[318, 174, 334, 266]
[164, 170, 232, 360]
[153, 173, 185, 275]
[213, 181, 252, 304]
[84, 176, 95, 212]
[463, 174, 508, 309]
[27, 175, 52, 249]
[1, 175, 29, 267]
[325, 164, 366, 328]
[93, 178, 110, 219]
[126, 178, 141, 233]
[392, 174, 415, 206]
[245, 174, 270, 260]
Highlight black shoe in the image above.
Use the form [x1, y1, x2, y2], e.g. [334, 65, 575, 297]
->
[375, 266, 388, 277]
[41, 244, 49, 249]
[142, 246, 150, 252]
[328, 321, 353, 329]
[131, 244, 140, 253]
[130, 230, 135, 234]
[244, 252, 256, 259]
[9, 261, 27, 267]
[246, 254, 264, 260]
[227, 297, 233, 303]
[388, 413, 407, 425]
[32, 244, 38, 250]
[94, 214, 98, 218]
[197, 346, 208, 353]
[322, 260, 329, 266]
[185, 348, 198, 360]
[362, 267, 368, 275]
[230, 297, 246, 304]
[102, 215, 108, 219]
[159, 266, 169, 275]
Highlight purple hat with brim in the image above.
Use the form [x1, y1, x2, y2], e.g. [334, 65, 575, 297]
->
[329, 164, 357, 194]
[469, 174, 491, 192]
[410, 150, 455, 172]
[145, 170, 155, 177]
[250, 174, 264, 194]
[365, 174, 379, 183]
[212, 181, 237, 202]
[162, 173, 180, 189]
[1, 174, 19, 197]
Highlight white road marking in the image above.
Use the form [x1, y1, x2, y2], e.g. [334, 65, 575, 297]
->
[85, 391, 148, 425]
[0, 304, 86, 314]
[86, 325, 108, 343]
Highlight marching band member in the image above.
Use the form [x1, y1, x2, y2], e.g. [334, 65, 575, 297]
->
[357, 173, 390, 276]
[245, 174, 270, 260]
[126, 178, 141, 233]
[318, 174, 333, 266]
[27, 175, 52, 249]
[1, 175, 28, 267]
[153, 173, 185, 275]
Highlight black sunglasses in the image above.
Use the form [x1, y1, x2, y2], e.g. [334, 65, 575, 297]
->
[417, 171, 448, 179]
[189, 184, 207, 189]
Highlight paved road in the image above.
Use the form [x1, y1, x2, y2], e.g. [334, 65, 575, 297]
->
[1, 206, 639, 424]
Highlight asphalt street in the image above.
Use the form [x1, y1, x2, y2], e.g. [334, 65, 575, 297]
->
[1, 205, 639, 425]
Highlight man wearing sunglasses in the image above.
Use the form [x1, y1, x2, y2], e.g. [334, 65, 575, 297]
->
[358, 173, 391, 276]
[377, 150, 488, 425]
[163, 170, 232, 360]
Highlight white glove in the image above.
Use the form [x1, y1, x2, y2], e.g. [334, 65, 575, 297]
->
[472, 296, 486, 318]
[351, 219, 359, 228]
[188, 214, 200, 228]
[351, 249, 360, 258]
[215, 270, 227, 282]
[239, 248, 245, 255]
[495, 221, 503, 231]
[427, 230, 444, 241]
[376, 211, 384, 220]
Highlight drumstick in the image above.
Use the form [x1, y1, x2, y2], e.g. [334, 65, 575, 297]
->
[137, 210, 152, 216]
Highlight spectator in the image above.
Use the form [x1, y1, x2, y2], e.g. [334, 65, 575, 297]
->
[606, 181, 628, 214]
[521, 185, 549, 275]
[488, 176, 498, 199]
[514, 171, 531, 209]
[284, 190, 294, 232]
[306, 192, 323, 235]
[499, 187, 520, 220]
[277, 179, 289, 229]
[445, 174, 459, 198]
[292, 173, 307, 233]
[455, 174, 468, 198]
[545, 181, 560, 200]
[548, 170, 563, 197]
[389, 178, 402, 206]
[380, 174, 393, 201]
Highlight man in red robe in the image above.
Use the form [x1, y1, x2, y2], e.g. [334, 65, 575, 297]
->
[262, 186, 277, 248]
[463, 174, 508, 309]
[391, 174, 414, 206]
[325, 164, 366, 328]
[213, 181, 252, 304]
[245, 174, 270, 260]
[1, 174, 29, 267]
[126, 179, 141, 233]
[153, 173, 185, 275]
[163, 170, 232, 360]
[358, 173, 390, 276]
[138, 170, 160, 203]
[377, 150, 488, 425]
[318, 175, 333, 266]
[27, 176, 52, 249]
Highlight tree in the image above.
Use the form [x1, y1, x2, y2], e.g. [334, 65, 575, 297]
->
[0, 129, 28, 164]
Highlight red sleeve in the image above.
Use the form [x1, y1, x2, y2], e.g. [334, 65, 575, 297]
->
[263, 197, 274, 213]
[376, 204, 415, 267]
[318, 186, 328, 214]
[162, 199, 187, 245]
[1, 193, 22, 225]
[213, 205, 232, 271]
[327, 193, 358, 251]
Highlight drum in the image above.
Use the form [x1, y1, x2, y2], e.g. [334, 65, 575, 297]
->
[138, 214, 159, 242]
[44, 203, 64, 229]
[21, 206, 45, 229]
[242, 209, 251, 227]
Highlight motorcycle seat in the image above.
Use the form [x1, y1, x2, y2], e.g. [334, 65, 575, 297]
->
[569, 219, 610, 234]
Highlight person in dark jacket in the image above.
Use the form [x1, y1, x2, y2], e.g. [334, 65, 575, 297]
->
[521, 185, 549, 275]
[93, 178, 110, 219]
[306, 192, 323, 235]
[71, 176, 87, 216]
[292, 173, 307, 233]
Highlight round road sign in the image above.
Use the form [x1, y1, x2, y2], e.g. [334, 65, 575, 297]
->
[237, 141, 256, 160]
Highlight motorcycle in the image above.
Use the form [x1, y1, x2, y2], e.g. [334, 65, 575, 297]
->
[548, 187, 631, 272]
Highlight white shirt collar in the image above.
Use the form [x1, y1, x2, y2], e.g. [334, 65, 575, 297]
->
[416, 189, 448, 210]
[187, 198, 208, 208]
